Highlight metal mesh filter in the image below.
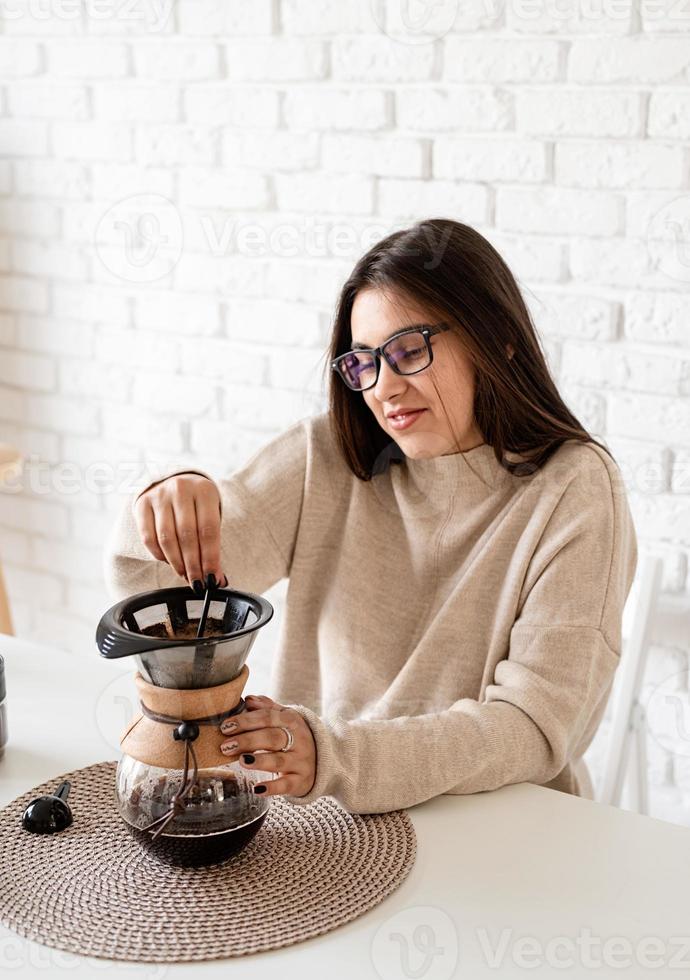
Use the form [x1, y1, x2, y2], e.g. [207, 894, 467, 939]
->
[97, 586, 273, 689]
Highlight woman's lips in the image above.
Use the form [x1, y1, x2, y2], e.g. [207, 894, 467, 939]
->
[388, 409, 426, 431]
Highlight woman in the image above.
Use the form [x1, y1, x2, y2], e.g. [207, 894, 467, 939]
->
[104, 218, 638, 814]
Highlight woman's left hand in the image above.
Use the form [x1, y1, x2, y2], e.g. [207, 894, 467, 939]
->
[218, 694, 317, 798]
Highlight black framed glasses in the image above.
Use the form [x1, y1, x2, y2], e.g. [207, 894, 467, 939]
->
[331, 322, 451, 392]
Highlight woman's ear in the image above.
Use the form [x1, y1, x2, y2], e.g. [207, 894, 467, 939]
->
[506, 343, 515, 361]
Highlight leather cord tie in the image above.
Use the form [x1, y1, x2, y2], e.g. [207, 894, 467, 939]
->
[138, 698, 246, 840]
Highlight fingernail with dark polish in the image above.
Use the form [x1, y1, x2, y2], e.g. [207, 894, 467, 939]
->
[243, 754, 255, 765]
[192, 580, 204, 597]
[253, 785, 266, 794]
[205, 572, 217, 590]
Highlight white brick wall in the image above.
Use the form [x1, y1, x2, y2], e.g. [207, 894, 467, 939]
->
[0, 0, 689, 824]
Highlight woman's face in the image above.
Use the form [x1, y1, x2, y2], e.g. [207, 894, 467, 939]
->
[350, 287, 485, 459]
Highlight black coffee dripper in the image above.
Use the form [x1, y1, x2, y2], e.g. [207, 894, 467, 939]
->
[22, 780, 73, 834]
[96, 578, 272, 689]
[96, 576, 276, 866]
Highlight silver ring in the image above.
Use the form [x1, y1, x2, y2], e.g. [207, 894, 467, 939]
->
[278, 725, 294, 752]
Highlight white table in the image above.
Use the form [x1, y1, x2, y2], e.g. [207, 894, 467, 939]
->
[1, 635, 690, 979]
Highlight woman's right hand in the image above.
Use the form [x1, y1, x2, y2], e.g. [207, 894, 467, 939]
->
[133, 473, 228, 594]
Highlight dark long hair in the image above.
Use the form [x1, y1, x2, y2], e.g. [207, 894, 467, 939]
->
[321, 218, 615, 481]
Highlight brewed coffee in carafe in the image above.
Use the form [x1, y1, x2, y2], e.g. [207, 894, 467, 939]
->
[96, 582, 275, 867]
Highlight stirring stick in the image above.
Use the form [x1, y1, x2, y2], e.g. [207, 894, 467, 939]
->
[196, 573, 216, 639]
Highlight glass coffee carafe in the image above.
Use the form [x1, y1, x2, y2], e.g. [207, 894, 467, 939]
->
[96, 583, 275, 868]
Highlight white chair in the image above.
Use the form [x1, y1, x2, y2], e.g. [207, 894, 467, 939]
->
[0, 443, 23, 636]
[598, 551, 664, 814]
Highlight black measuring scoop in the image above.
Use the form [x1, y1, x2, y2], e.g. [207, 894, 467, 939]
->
[22, 780, 73, 835]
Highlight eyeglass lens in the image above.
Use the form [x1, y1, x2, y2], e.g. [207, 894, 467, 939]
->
[338, 331, 429, 390]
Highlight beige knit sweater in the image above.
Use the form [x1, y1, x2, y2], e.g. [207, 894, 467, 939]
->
[103, 412, 638, 814]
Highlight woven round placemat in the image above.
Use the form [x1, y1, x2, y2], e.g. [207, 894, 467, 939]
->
[0, 761, 416, 962]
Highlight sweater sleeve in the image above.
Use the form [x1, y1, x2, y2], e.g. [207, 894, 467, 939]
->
[281, 449, 638, 814]
[102, 419, 309, 601]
